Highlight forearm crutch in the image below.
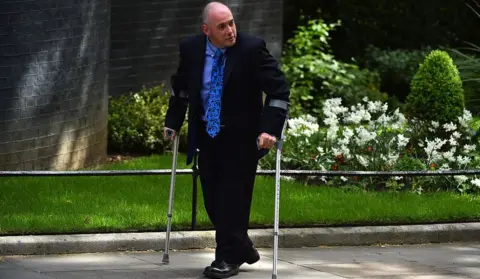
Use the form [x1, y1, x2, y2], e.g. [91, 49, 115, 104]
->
[162, 133, 180, 264]
[272, 117, 288, 279]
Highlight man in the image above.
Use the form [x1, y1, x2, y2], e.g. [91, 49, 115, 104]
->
[163, 2, 290, 278]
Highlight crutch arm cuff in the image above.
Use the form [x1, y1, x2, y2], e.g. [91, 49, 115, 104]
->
[259, 99, 289, 139]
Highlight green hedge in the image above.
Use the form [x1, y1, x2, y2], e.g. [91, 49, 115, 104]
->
[107, 84, 188, 155]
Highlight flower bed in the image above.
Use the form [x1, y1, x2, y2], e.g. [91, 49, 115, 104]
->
[259, 97, 480, 194]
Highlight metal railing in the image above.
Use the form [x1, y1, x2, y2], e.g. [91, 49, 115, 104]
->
[2, 155, 480, 231]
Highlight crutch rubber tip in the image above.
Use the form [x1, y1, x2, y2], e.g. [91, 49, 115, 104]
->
[162, 254, 170, 264]
[272, 275, 277, 279]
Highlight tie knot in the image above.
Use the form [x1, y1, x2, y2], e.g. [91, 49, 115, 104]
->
[215, 49, 223, 59]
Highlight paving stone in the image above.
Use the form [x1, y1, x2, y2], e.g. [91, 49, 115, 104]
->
[0, 269, 53, 279]
[1, 243, 480, 279]
[5, 252, 160, 272]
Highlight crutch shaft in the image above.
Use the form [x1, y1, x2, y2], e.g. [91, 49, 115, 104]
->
[272, 114, 288, 279]
[272, 145, 281, 279]
[163, 135, 179, 264]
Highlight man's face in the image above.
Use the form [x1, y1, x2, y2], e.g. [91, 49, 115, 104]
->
[202, 7, 237, 48]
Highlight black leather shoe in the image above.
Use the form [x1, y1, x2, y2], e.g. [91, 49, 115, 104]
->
[203, 260, 239, 279]
[243, 245, 260, 265]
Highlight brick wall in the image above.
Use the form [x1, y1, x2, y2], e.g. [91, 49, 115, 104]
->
[109, 0, 284, 96]
[0, 0, 110, 170]
[0, 0, 283, 170]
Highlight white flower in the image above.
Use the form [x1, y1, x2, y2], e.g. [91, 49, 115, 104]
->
[439, 163, 450, 170]
[288, 115, 319, 137]
[442, 150, 456, 162]
[354, 126, 377, 146]
[449, 137, 458, 146]
[464, 144, 476, 153]
[338, 144, 351, 159]
[431, 121, 439, 129]
[338, 137, 349, 145]
[452, 131, 462, 139]
[454, 175, 469, 185]
[356, 155, 369, 167]
[331, 147, 342, 157]
[367, 100, 384, 113]
[327, 125, 339, 141]
[443, 122, 457, 132]
[424, 138, 447, 162]
[323, 98, 348, 119]
[317, 146, 324, 155]
[457, 155, 471, 165]
[393, 176, 403, 180]
[338, 127, 354, 146]
[323, 116, 339, 127]
[397, 134, 409, 149]
[458, 109, 473, 128]
[387, 153, 399, 165]
[471, 178, 480, 188]
[380, 154, 387, 162]
[382, 103, 389, 113]
[340, 176, 348, 182]
[376, 113, 392, 126]
[391, 109, 406, 129]
[345, 109, 371, 124]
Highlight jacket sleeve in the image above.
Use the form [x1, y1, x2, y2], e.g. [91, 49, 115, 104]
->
[254, 39, 290, 139]
[165, 40, 189, 132]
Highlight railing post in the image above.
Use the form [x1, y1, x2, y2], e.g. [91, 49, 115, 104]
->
[191, 149, 199, 231]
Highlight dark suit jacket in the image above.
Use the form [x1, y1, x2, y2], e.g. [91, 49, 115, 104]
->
[165, 31, 290, 165]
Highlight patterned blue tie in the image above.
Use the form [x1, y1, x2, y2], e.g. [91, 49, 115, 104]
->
[205, 49, 225, 138]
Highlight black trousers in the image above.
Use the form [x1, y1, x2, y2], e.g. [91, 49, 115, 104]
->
[197, 122, 258, 264]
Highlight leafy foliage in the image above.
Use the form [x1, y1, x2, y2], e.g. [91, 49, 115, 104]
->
[449, 1, 480, 114]
[363, 46, 433, 102]
[108, 84, 188, 154]
[283, 0, 480, 62]
[281, 18, 388, 119]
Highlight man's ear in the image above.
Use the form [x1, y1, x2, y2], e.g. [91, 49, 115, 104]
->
[201, 24, 209, 36]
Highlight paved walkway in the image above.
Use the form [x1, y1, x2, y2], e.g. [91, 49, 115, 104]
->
[1, 243, 480, 278]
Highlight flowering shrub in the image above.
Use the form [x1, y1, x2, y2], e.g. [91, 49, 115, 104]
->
[259, 97, 480, 193]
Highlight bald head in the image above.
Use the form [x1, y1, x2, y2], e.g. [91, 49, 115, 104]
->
[201, 1, 237, 48]
[202, 2, 231, 25]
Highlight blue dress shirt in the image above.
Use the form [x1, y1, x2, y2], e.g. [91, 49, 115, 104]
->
[201, 38, 226, 120]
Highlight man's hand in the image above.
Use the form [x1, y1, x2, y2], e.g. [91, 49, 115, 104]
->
[257, 132, 277, 149]
[163, 127, 177, 140]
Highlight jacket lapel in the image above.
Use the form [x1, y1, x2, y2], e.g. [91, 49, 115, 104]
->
[193, 35, 207, 92]
[223, 41, 239, 87]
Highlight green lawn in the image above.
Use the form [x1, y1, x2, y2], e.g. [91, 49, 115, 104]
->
[1, 154, 480, 236]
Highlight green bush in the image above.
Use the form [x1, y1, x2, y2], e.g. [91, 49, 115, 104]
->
[405, 50, 465, 124]
[108, 84, 188, 154]
[281, 17, 389, 119]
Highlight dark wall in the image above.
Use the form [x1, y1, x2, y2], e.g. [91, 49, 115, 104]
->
[0, 0, 110, 170]
[109, 0, 284, 97]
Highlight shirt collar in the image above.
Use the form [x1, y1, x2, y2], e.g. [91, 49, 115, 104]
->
[206, 37, 226, 56]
